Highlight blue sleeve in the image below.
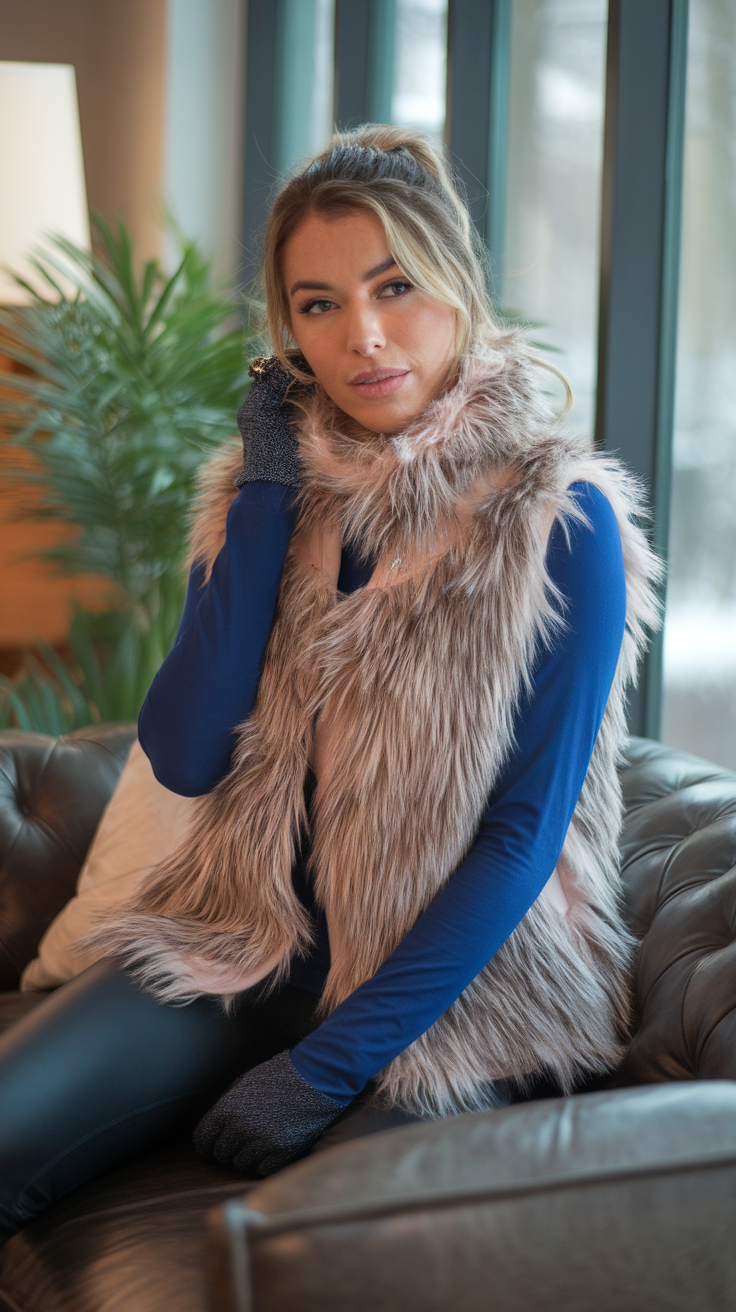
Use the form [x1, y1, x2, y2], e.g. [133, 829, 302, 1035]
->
[290, 483, 628, 1103]
[138, 481, 297, 796]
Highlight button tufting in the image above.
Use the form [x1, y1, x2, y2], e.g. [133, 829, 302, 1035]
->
[0, 724, 137, 990]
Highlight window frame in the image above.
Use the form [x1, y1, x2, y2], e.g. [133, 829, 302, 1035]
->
[240, 0, 691, 737]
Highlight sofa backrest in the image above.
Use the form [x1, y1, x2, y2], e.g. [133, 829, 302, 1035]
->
[615, 736, 736, 1085]
[0, 724, 135, 989]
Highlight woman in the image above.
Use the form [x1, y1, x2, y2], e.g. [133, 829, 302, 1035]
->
[0, 126, 659, 1240]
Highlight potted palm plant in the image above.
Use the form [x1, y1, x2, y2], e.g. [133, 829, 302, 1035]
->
[0, 218, 251, 731]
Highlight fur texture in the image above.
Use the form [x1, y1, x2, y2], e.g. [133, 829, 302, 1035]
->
[88, 333, 662, 1115]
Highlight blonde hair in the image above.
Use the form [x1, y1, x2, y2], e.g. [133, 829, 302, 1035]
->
[259, 124, 573, 412]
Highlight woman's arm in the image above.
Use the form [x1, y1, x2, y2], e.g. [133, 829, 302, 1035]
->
[137, 481, 297, 796]
[290, 482, 628, 1103]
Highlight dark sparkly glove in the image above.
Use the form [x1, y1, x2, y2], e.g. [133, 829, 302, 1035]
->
[193, 1050, 345, 1176]
[235, 356, 302, 489]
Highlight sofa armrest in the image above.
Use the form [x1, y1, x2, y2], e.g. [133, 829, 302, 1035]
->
[209, 1083, 736, 1312]
[0, 723, 136, 989]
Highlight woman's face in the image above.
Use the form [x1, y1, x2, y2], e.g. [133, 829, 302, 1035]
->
[282, 208, 457, 433]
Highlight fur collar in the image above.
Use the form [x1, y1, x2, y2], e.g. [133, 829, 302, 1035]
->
[189, 332, 568, 577]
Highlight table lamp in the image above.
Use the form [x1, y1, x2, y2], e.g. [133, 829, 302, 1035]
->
[0, 61, 90, 305]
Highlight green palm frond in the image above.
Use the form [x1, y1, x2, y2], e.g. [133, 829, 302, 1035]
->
[0, 216, 250, 620]
[0, 217, 250, 732]
[0, 579, 187, 734]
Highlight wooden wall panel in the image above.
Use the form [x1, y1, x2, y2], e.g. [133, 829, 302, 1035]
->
[0, 430, 110, 648]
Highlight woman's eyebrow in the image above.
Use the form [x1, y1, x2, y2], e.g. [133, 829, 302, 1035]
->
[362, 256, 399, 281]
[289, 257, 399, 298]
[289, 278, 332, 296]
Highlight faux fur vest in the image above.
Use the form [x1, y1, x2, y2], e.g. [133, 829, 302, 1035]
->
[93, 335, 661, 1116]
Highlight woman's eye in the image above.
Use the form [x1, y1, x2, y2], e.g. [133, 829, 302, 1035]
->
[299, 299, 335, 315]
[380, 280, 413, 298]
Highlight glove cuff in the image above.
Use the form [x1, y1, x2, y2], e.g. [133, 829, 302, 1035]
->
[236, 357, 302, 488]
[265, 1049, 345, 1120]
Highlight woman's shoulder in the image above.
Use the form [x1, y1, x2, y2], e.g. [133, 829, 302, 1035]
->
[546, 481, 625, 608]
[566, 479, 621, 539]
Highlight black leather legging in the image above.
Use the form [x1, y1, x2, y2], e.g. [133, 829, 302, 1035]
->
[0, 959, 321, 1244]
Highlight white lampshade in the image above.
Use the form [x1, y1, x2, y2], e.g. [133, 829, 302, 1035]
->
[0, 61, 90, 305]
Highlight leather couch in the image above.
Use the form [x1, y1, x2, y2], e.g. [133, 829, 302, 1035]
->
[0, 724, 735, 1311]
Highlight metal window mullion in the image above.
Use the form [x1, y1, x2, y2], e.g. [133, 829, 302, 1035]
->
[648, 0, 690, 737]
[368, 0, 397, 123]
[334, 0, 397, 129]
[595, 0, 689, 739]
[274, 0, 322, 174]
[242, 0, 338, 286]
[487, 0, 512, 300]
[446, 0, 512, 298]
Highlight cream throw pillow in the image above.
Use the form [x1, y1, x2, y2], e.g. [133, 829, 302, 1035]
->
[21, 740, 195, 991]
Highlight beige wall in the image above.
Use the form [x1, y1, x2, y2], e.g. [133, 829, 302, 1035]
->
[0, 0, 166, 644]
[1, 0, 167, 261]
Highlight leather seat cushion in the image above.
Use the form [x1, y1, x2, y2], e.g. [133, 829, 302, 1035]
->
[0, 1142, 251, 1312]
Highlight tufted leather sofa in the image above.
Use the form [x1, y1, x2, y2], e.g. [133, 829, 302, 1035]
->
[0, 725, 735, 1311]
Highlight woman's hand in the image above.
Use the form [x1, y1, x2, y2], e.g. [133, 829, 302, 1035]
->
[193, 1049, 345, 1175]
[236, 357, 302, 489]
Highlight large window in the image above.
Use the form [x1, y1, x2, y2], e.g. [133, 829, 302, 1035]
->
[662, 0, 736, 769]
[503, 0, 607, 433]
[242, 0, 734, 759]
[392, 0, 448, 139]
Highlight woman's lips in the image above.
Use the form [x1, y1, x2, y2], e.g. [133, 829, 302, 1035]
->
[350, 369, 410, 399]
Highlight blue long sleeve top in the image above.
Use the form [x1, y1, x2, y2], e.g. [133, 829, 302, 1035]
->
[139, 478, 626, 1104]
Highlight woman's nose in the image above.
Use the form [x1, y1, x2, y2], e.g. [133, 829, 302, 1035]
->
[344, 301, 386, 355]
